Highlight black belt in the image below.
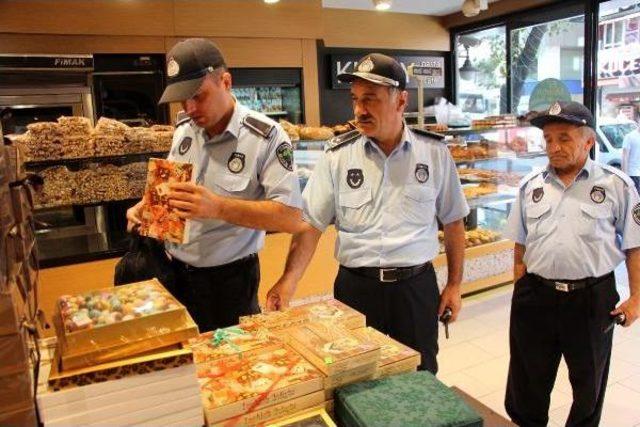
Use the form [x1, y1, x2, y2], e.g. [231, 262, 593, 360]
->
[530, 271, 614, 292]
[171, 253, 257, 272]
[345, 262, 431, 283]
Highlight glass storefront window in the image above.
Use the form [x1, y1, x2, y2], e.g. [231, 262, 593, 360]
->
[510, 15, 585, 115]
[455, 26, 506, 118]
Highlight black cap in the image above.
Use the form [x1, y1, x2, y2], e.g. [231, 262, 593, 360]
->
[530, 101, 595, 129]
[159, 38, 227, 104]
[337, 53, 407, 90]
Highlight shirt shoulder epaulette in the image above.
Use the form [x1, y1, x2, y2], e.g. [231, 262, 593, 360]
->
[600, 163, 634, 187]
[325, 129, 361, 151]
[242, 114, 275, 140]
[176, 111, 191, 128]
[409, 126, 446, 141]
[519, 168, 544, 191]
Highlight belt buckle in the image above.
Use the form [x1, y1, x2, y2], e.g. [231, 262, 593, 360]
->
[554, 281, 570, 292]
[380, 268, 397, 283]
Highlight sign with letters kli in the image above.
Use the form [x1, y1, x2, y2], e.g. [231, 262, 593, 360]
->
[330, 54, 445, 89]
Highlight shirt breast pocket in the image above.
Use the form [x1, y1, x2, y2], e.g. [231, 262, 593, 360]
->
[578, 203, 611, 240]
[213, 173, 251, 198]
[338, 187, 373, 232]
[401, 184, 437, 225]
[525, 203, 551, 240]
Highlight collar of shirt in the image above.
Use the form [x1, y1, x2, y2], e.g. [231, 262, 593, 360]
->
[543, 157, 594, 186]
[200, 101, 244, 145]
[363, 123, 412, 157]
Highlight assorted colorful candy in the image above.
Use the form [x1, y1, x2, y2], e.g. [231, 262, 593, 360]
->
[58, 282, 180, 332]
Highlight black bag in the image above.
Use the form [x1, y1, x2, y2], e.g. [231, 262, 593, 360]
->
[114, 233, 175, 289]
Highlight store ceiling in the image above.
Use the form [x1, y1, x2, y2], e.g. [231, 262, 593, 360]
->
[322, 0, 500, 16]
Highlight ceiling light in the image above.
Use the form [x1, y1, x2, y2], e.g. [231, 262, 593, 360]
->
[462, 0, 480, 17]
[264, 0, 279, 4]
[373, 0, 392, 11]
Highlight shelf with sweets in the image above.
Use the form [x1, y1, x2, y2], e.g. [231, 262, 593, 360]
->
[25, 150, 170, 169]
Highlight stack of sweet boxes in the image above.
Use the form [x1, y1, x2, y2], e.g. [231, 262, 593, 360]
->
[190, 298, 421, 427]
[0, 141, 39, 426]
[36, 278, 203, 426]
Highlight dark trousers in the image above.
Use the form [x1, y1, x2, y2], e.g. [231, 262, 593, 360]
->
[505, 272, 619, 427]
[167, 254, 261, 333]
[334, 264, 440, 373]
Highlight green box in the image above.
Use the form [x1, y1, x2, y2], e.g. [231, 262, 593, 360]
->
[335, 371, 483, 427]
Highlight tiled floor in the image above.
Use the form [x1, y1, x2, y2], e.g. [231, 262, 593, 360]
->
[437, 264, 640, 427]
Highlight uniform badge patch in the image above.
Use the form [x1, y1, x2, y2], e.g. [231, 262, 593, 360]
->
[532, 187, 544, 203]
[227, 152, 245, 174]
[347, 169, 364, 189]
[178, 136, 192, 155]
[415, 163, 429, 183]
[276, 142, 294, 171]
[358, 57, 375, 73]
[549, 101, 562, 115]
[633, 203, 640, 225]
[167, 58, 180, 78]
[590, 186, 606, 204]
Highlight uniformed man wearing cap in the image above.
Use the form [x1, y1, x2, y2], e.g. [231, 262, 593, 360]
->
[504, 101, 640, 426]
[266, 53, 470, 373]
[126, 38, 303, 332]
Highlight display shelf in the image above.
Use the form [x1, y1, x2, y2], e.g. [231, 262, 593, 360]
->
[264, 111, 289, 116]
[34, 197, 140, 212]
[25, 151, 169, 168]
[439, 124, 529, 137]
[465, 193, 516, 209]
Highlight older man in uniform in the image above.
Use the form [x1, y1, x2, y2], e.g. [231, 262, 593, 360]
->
[265, 53, 469, 373]
[127, 38, 303, 332]
[504, 101, 640, 426]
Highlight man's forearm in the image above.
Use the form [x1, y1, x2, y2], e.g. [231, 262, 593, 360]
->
[514, 243, 527, 282]
[443, 220, 466, 287]
[280, 223, 323, 283]
[626, 247, 640, 297]
[217, 199, 303, 234]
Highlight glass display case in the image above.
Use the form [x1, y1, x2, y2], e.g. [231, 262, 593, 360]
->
[291, 123, 546, 294]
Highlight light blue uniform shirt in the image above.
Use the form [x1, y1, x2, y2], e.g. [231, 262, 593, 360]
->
[505, 158, 640, 280]
[165, 102, 302, 267]
[302, 125, 470, 268]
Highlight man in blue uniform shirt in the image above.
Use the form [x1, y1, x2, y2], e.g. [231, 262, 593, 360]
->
[126, 38, 303, 332]
[504, 101, 640, 427]
[266, 53, 469, 373]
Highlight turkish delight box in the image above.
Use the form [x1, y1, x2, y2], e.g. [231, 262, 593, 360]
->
[266, 407, 336, 427]
[239, 309, 308, 332]
[54, 278, 198, 370]
[199, 345, 324, 424]
[189, 326, 282, 365]
[139, 157, 194, 244]
[351, 327, 420, 378]
[281, 321, 380, 377]
[288, 299, 366, 330]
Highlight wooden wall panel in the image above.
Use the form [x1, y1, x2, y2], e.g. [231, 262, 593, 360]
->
[301, 38, 321, 126]
[0, 34, 166, 54]
[164, 37, 303, 67]
[173, 0, 323, 39]
[0, 0, 175, 36]
[321, 9, 449, 51]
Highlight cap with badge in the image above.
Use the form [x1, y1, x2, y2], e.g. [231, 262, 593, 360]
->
[530, 101, 595, 129]
[159, 38, 227, 104]
[337, 53, 407, 90]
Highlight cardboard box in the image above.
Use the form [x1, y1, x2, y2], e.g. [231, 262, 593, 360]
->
[0, 282, 26, 336]
[127, 403, 203, 426]
[289, 299, 366, 330]
[323, 361, 378, 399]
[240, 299, 366, 331]
[46, 383, 199, 426]
[0, 331, 30, 376]
[54, 279, 199, 370]
[47, 345, 193, 391]
[281, 322, 380, 377]
[39, 364, 198, 422]
[0, 403, 37, 427]
[0, 368, 33, 413]
[210, 390, 325, 427]
[189, 326, 282, 365]
[199, 345, 324, 424]
[266, 407, 336, 427]
[351, 327, 420, 378]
